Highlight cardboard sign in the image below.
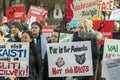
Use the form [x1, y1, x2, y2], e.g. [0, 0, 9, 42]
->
[93, 20, 114, 45]
[47, 41, 93, 77]
[99, 0, 114, 11]
[6, 6, 26, 20]
[0, 42, 29, 77]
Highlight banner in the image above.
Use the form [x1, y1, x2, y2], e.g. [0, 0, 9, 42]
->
[99, 0, 114, 11]
[47, 41, 93, 77]
[66, 0, 98, 21]
[6, 6, 26, 21]
[93, 20, 114, 45]
[0, 42, 29, 77]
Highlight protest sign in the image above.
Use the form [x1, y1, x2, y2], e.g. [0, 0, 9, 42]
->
[59, 31, 74, 43]
[109, 9, 120, 20]
[93, 20, 114, 45]
[103, 38, 120, 60]
[42, 25, 54, 35]
[25, 6, 47, 29]
[47, 41, 93, 77]
[6, 6, 25, 21]
[99, 0, 114, 11]
[2, 16, 9, 24]
[0, 42, 29, 77]
[67, 0, 98, 22]
[102, 58, 120, 80]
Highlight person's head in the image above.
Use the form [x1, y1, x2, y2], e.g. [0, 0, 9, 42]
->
[50, 29, 59, 43]
[68, 19, 79, 32]
[10, 21, 23, 35]
[31, 22, 42, 37]
[21, 31, 34, 43]
[78, 19, 94, 33]
[113, 21, 120, 33]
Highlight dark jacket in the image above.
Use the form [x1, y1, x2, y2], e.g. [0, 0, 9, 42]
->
[113, 32, 120, 39]
[72, 32, 100, 80]
[19, 42, 43, 80]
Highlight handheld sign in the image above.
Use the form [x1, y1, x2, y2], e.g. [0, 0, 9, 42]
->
[47, 41, 93, 77]
[0, 42, 29, 77]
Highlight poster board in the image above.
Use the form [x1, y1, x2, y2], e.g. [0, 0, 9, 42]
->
[47, 41, 93, 77]
[0, 42, 29, 77]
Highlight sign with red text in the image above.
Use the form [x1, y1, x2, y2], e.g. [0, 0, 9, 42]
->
[42, 25, 54, 35]
[93, 20, 114, 45]
[6, 6, 26, 20]
[25, 6, 47, 29]
[0, 42, 29, 77]
[70, 0, 98, 22]
[99, 0, 114, 11]
[47, 41, 93, 77]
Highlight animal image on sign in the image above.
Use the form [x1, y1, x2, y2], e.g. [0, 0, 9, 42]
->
[56, 57, 65, 67]
[74, 54, 86, 64]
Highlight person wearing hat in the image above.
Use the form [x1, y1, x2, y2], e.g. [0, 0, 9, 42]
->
[68, 19, 79, 32]
[7, 21, 23, 42]
[31, 22, 43, 58]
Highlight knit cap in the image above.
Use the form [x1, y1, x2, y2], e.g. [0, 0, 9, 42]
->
[31, 22, 42, 29]
[10, 21, 23, 31]
[68, 19, 79, 29]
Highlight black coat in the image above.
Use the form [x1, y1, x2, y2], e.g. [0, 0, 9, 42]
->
[19, 42, 43, 80]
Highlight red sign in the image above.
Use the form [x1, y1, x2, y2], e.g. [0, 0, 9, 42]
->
[25, 6, 47, 24]
[93, 20, 114, 45]
[2, 16, 9, 24]
[42, 25, 54, 35]
[6, 6, 26, 20]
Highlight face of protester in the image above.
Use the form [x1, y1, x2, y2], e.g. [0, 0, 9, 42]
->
[78, 26, 86, 33]
[113, 26, 120, 33]
[70, 27, 78, 32]
[31, 25, 41, 37]
[10, 25, 20, 34]
[21, 32, 32, 42]
[51, 31, 59, 43]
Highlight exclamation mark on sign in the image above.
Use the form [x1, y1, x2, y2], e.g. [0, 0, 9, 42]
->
[26, 65, 29, 76]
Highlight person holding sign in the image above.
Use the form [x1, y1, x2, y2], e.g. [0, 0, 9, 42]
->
[43, 28, 65, 80]
[16, 31, 43, 80]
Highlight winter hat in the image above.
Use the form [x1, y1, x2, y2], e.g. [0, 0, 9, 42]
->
[31, 22, 42, 29]
[10, 21, 23, 31]
[68, 19, 79, 29]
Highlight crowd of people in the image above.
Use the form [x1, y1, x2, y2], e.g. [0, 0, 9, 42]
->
[0, 16, 120, 80]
